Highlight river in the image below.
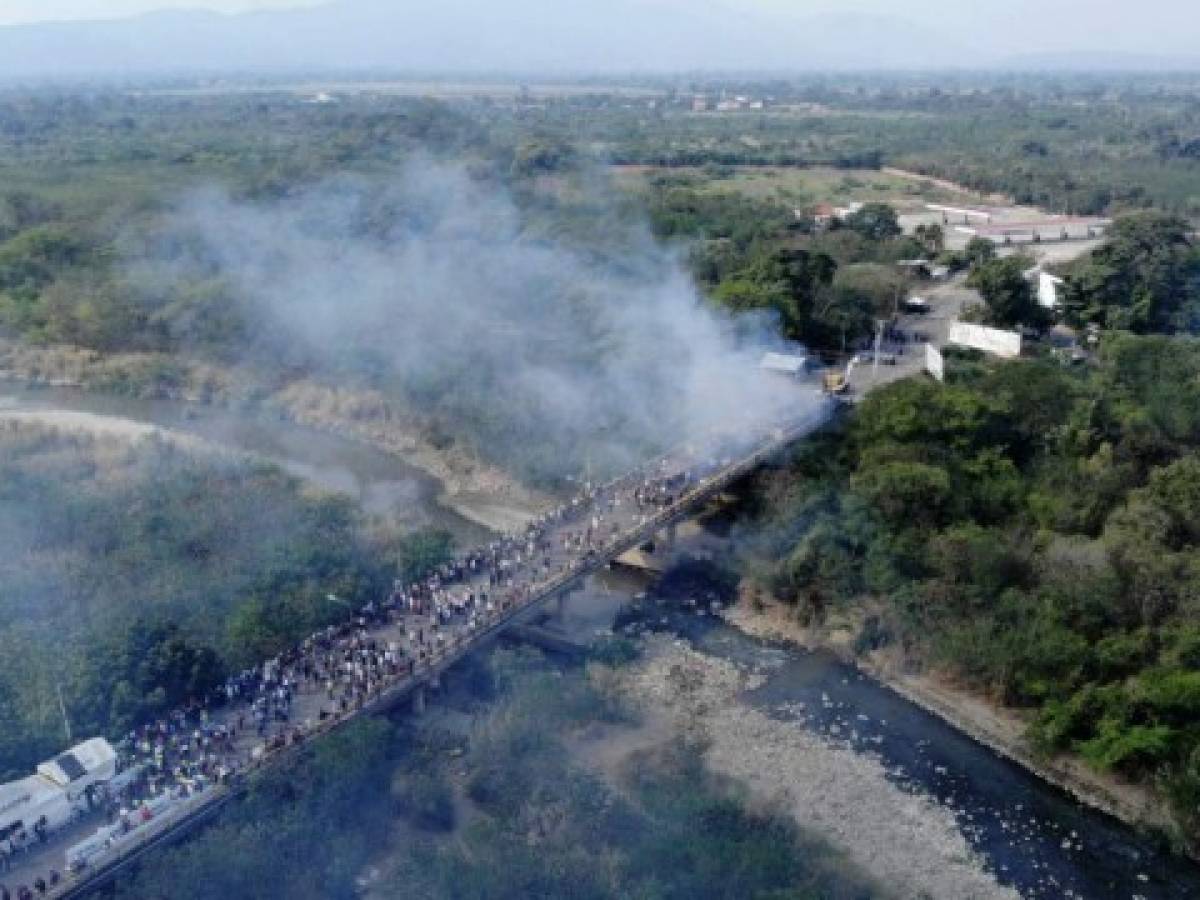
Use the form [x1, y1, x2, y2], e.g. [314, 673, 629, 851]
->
[541, 560, 1200, 900]
[0, 383, 492, 546]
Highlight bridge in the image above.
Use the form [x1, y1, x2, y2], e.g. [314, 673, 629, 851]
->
[12, 396, 832, 900]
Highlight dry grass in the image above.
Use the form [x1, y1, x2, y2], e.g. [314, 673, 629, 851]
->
[612, 164, 980, 212]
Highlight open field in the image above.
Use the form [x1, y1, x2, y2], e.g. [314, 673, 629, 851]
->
[612, 164, 987, 212]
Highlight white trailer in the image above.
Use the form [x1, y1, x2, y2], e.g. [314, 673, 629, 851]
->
[759, 352, 808, 378]
[0, 775, 73, 841]
[0, 736, 120, 845]
[38, 737, 118, 806]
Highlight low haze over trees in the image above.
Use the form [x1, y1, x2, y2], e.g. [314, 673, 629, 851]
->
[0, 424, 449, 779]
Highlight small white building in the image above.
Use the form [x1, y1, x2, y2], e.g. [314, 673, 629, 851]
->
[1038, 271, 1066, 310]
[1025, 266, 1066, 310]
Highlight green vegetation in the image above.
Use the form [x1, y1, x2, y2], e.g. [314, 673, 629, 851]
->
[0, 94, 496, 365]
[3, 74, 1200, 858]
[112, 648, 872, 900]
[1062, 212, 1200, 333]
[641, 179, 917, 352]
[592, 75, 1200, 216]
[0, 423, 451, 779]
[740, 335, 1200, 843]
[112, 718, 401, 900]
[2, 77, 1194, 373]
[612, 164, 966, 212]
[968, 255, 1046, 330]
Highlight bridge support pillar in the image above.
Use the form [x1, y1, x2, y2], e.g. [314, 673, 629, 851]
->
[661, 521, 677, 552]
[412, 685, 426, 715]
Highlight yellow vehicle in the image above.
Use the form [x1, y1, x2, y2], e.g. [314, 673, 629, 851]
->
[823, 371, 849, 395]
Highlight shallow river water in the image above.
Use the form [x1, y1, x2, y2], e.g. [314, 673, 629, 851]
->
[549, 564, 1200, 900]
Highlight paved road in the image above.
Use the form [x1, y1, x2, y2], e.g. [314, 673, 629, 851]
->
[844, 275, 979, 397]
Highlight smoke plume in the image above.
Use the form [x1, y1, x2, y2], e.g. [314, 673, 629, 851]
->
[155, 160, 823, 482]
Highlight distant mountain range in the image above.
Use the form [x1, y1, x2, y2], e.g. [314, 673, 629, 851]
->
[0, 0, 1195, 79]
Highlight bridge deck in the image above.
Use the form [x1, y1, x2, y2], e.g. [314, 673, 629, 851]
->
[10, 400, 830, 900]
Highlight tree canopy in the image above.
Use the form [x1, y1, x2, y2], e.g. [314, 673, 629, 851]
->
[1063, 212, 1200, 334]
[742, 337, 1200, 841]
[968, 255, 1046, 330]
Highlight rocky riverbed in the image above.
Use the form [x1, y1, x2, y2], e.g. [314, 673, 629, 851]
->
[724, 587, 1179, 846]
[613, 635, 1019, 900]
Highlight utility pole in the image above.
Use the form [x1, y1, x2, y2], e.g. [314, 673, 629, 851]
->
[873, 319, 885, 381]
[56, 681, 73, 743]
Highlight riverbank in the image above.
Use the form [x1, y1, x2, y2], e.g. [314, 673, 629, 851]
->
[723, 584, 1187, 854]
[608, 634, 1019, 899]
[0, 339, 548, 533]
[0, 406, 212, 450]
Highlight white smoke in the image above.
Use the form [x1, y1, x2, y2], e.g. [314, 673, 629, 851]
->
[157, 159, 823, 481]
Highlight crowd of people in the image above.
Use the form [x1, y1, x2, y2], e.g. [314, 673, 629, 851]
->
[3, 421, 805, 899]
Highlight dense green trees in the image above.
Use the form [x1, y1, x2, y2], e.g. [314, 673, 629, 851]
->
[743, 338, 1200, 841]
[843, 202, 902, 243]
[533, 74, 1200, 217]
[965, 237, 997, 267]
[1063, 212, 1200, 333]
[967, 255, 1047, 330]
[646, 182, 915, 353]
[811, 266, 897, 350]
[710, 244, 837, 342]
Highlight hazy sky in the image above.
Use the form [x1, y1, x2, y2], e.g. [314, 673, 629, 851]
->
[0, 0, 320, 25]
[0, 0, 1193, 59]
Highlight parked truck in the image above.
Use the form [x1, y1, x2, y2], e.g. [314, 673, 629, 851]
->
[823, 371, 849, 395]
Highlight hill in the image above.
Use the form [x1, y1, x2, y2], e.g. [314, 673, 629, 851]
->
[0, 0, 965, 78]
